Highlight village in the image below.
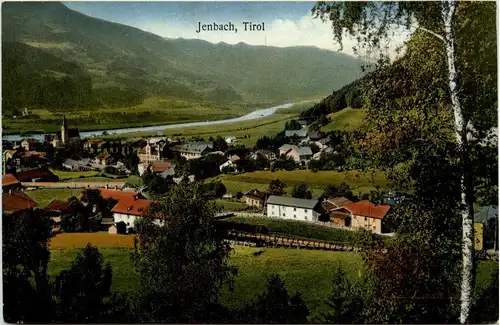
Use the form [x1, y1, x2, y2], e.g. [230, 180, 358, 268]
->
[2, 114, 415, 240]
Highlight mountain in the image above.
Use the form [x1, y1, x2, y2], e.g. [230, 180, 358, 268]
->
[2, 2, 366, 115]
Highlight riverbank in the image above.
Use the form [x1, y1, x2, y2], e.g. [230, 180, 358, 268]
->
[3, 99, 318, 142]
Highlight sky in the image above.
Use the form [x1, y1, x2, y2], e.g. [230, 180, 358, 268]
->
[64, 1, 413, 58]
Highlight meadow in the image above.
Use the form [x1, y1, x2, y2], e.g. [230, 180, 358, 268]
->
[212, 170, 390, 199]
[47, 244, 498, 314]
[3, 96, 272, 134]
[321, 108, 367, 132]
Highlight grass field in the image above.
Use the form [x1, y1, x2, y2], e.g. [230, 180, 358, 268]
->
[103, 113, 297, 147]
[51, 170, 101, 180]
[212, 170, 389, 199]
[3, 96, 273, 134]
[26, 189, 81, 207]
[215, 199, 248, 211]
[321, 108, 367, 132]
[47, 245, 499, 313]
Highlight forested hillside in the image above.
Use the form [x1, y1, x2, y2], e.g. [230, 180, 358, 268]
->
[2, 2, 366, 116]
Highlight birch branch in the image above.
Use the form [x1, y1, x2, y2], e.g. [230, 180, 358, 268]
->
[418, 26, 445, 43]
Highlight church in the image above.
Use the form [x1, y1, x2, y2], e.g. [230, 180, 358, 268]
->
[45, 115, 81, 147]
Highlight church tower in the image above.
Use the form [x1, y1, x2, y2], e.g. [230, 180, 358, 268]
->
[61, 115, 69, 145]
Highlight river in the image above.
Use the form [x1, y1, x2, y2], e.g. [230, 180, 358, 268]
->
[2, 100, 314, 142]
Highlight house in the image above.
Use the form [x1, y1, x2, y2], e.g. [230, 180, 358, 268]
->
[150, 161, 176, 178]
[244, 189, 267, 209]
[45, 199, 71, 232]
[297, 120, 309, 128]
[178, 142, 213, 160]
[220, 159, 236, 172]
[307, 131, 322, 141]
[79, 189, 143, 204]
[2, 190, 38, 214]
[322, 196, 353, 212]
[285, 146, 313, 165]
[14, 168, 59, 183]
[21, 138, 40, 151]
[137, 143, 165, 164]
[2, 174, 21, 190]
[285, 130, 308, 138]
[266, 196, 323, 222]
[83, 139, 106, 152]
[138, 161, 175, 177]
[45, 199, 71, 215]
[279, 144, 296, 156]
[225, 136, 237, 144]
[93, 152, 113, 166]
[63, 158, 104, 171]
[111, 198, 158, 231]
[314, 137, 331, 150]
[249, 150, 277, 161]
[173, 175, 195, 184]
[328, 200, 391, 234]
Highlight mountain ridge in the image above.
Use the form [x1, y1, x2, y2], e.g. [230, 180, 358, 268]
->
[2, 1, 366, 115]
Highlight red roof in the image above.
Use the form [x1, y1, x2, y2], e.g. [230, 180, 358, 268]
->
[111, 198, 151, 216]
[15, 168, 58, 182]
[45, 199, 71, 212]
[2, 174, 21, 187]
[98, 189, 141, 201]
[150, 161, 172, 173]
[343, 200, 391, 219]
[2, 191, 38, 213]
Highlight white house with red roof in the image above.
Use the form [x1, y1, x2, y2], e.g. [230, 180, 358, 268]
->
[111, 197, 164, 231]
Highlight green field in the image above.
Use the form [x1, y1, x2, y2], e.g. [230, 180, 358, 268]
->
[47, 246, 498, 314]
[215, 199, 249, 211]
[51, 169, 101, 180]
[3, 96, 274, 134]
[212, 170, 389, 199]
[321, 108, 367, 132]
[26, 189, 81, 207]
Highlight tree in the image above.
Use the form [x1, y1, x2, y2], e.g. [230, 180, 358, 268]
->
[55, 244, 113, 323]
[213, 136, 228, 152]
[267, 179, 286, 196]
[236, 274, 309, 323]
[3, 208, 54, 323]
[311, 264, 365, 324]
[292, 183, 312, 200]
[60, 196, 88, 232]
[132, 182, 236, 323]
[312, 2, 496, 321]
[141, 169, 171, 195]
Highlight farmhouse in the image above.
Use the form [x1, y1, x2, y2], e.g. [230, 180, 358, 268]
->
[279, 144, 296, 156]
[244, 189, 267, 209]
[322, 196, 353, 211]
[141, 161, 176, 178]
[249, 150, 277, 161]
[111, 198, 162, 231]
[178, 142, 214, 160]
[328, 200, 391, 234]
[266, 195, 323, 222]
[285, 146, 313, 165]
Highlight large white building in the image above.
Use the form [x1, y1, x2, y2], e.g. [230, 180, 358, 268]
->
[266, 195, 322, 222]
[111, 198, 164, 231]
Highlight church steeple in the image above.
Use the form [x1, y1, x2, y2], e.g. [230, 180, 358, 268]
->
[61, 114, 69, 145]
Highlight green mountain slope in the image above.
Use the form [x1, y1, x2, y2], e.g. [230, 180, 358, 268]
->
[2, 2, 366, 115]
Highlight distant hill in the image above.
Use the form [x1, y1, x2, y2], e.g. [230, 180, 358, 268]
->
[2, 2, 366, 115]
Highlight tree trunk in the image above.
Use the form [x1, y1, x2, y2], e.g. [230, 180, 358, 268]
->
[441, 1, 475, 323]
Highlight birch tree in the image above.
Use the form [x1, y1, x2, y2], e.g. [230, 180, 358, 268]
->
[312, 1, 497, 322]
